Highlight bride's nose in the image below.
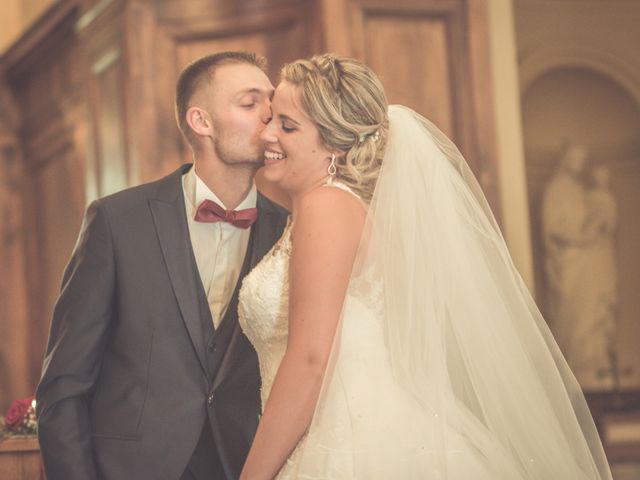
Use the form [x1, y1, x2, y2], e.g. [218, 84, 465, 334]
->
[260, 121, 278, 144]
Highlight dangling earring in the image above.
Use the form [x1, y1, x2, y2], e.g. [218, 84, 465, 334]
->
[327, 153, 337, 177]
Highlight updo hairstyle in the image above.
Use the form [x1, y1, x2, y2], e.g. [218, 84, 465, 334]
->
[280, 54, 389, 203]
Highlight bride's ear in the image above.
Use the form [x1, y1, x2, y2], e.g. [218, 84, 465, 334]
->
[328, 149, 346, 160]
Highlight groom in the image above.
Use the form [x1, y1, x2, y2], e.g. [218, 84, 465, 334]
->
[36, 52, 288, 480]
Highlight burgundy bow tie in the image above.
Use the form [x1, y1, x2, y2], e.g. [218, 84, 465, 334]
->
[194, 199, 257, 229]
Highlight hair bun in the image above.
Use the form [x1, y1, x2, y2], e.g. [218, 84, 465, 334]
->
[280, 54, 389, 203]
[314, 54, 342, 90]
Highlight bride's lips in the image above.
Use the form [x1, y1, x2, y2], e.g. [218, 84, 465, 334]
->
[264, 150, 286, 166]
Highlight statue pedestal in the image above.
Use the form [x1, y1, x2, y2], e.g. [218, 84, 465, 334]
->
[601, 410, 640, 462]
[0, 436, 42, 480]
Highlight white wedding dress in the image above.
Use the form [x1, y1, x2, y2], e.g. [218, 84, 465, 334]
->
[238, 106, 611, 479]
[238, 184, 524, 479]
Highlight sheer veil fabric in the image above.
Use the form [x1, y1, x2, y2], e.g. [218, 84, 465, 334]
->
[288, 106, 611, 479]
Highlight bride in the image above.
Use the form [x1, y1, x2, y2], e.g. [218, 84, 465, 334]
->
[237, 54, 612, 479]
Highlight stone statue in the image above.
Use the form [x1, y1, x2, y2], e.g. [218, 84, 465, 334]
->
[583, 166, 619, 386]
[541, 145, 619, 390]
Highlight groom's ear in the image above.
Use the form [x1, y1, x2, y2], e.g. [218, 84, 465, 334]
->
[186, 106, 214, 139]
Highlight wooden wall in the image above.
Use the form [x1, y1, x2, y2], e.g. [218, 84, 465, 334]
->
[0, 83, 30, 410]
[0, 0, 497, 410]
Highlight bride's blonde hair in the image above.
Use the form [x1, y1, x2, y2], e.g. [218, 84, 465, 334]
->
[281, 54, 389, 203]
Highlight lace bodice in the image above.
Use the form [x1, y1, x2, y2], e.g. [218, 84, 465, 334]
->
[238, 182, 385, 411]
[238, 216, 293, 407]
[239, 182, 363, 408]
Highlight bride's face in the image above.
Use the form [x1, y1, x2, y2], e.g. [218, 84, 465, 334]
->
[260, 81, 333, 195]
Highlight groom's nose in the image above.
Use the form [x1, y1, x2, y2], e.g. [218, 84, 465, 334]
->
[260, 99, 272, 125]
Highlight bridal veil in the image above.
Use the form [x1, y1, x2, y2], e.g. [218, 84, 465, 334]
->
[291, 105, 611, 479]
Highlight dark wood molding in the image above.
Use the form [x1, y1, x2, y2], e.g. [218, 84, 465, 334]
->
[1, 0, 79, 73]
[0, 81, 20, 131]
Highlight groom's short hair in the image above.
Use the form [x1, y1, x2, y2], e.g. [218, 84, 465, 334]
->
[175, 51, 266, 145]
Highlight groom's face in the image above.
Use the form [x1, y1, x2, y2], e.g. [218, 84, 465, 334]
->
[205, 63, 274, 166]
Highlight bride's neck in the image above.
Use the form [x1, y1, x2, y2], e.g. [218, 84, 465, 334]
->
[288, 176, 333, 218]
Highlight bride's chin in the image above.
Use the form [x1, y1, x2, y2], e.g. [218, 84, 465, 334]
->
[261, 169, 284, 185]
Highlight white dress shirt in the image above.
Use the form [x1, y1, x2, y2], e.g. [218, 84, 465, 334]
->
[182, 165, 256, 328]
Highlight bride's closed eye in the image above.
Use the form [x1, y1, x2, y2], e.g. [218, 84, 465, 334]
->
[276, 113, 300, 133]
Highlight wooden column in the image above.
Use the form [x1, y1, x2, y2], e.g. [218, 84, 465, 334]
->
[1, 0, 88, 396]
[0, 84, 30, 411]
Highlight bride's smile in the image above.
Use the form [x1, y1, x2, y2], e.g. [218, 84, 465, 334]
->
[260, 81, 334, 195]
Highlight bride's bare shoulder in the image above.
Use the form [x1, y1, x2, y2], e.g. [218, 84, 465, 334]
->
[292, 185, 366, 247]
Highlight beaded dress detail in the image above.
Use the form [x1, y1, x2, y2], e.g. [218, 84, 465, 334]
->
[238, 214, 293, 409]
[238, 181, 357, 411]
[238, 182, 364, 478]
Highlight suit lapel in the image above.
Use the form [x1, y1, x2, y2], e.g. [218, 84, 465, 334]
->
[212, 193, 285, 392]
[149, 164, 210, 380]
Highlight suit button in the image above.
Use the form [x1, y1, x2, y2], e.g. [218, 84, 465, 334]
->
[207, 393, 214, 405]
[208, 341, 215, 351]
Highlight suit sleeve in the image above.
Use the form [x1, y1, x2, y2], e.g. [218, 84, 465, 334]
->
[36, 199, 116, 479]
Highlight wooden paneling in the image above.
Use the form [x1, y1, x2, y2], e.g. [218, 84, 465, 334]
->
[23, 131, 86, 384]
[93, 51, 128, 196]
[0, 76, 29, 409]
[2, 0, 87, 396]
[466, 0, 499, 212]
[0, 136, 30, 409]
[364, 15, 454, 138]
[32, 147, 85, 335]
[335, 0, 498, 209]
[78, 0, 130, 198]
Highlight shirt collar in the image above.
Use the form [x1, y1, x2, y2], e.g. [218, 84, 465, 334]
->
[184, 164, 257, 216]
